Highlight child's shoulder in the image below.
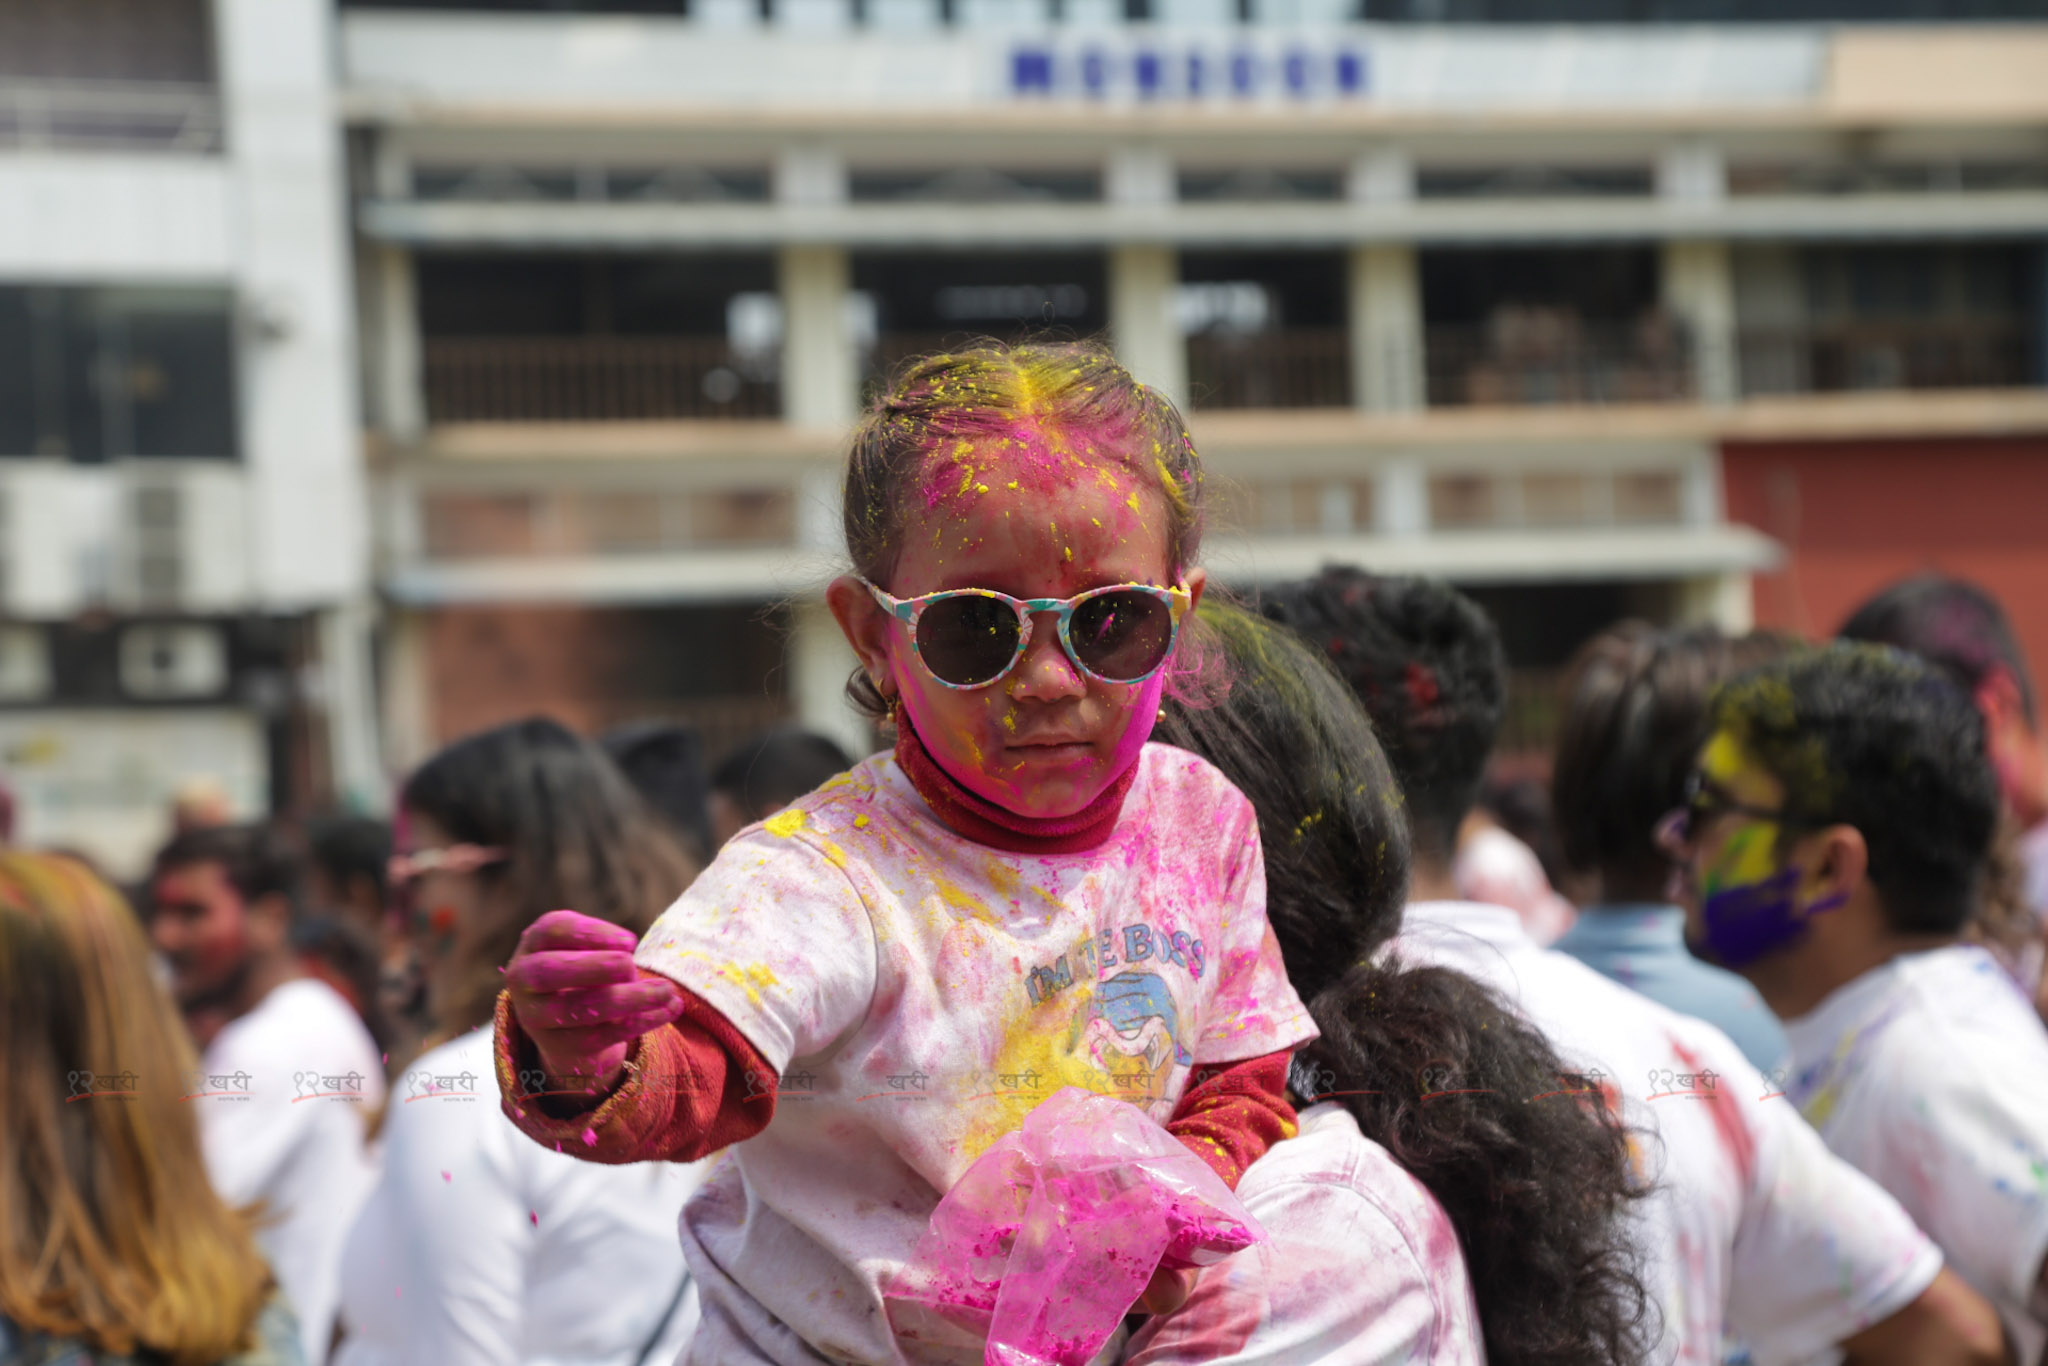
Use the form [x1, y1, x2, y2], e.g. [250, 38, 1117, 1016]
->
[1128, 741, 1259, 836]
[727, 751, 903, 849]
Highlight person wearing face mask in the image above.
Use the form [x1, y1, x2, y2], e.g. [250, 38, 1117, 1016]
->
[333, 717, 704, 1366]
[1262, 567, 2011, 1366]
[149, 823, 384, 1366]
[1664, 642, 2048, 1363]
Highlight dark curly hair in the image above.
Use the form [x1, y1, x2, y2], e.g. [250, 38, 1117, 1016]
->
[1709, 641, 1998, 937]
[1156, 603, 1652, 1366]
[1258, 566, 1506, 866]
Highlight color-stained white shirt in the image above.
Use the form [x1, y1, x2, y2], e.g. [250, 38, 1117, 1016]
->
[198, 978, 386, 1366]
[1396, 902, 1942, 1366]
[638, 743, 1315, 1365]
[1123, 1103, 1485, 1366]
[1783, 943, 2048, 1362]
[335, 1027, 704, 1366]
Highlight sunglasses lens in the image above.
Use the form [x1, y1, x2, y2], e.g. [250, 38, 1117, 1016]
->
[915, 594, 1023, 687]
[1069, 590, 1175, 683]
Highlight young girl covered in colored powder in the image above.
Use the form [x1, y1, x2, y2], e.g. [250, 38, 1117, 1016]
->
[491, 342, 1314, 1364]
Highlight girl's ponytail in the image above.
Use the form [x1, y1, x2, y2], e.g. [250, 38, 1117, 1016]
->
[1156, 601, 1652, 1366]
[1299, 961, 1653, 1366]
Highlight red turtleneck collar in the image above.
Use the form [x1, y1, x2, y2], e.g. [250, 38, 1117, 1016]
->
[892, 711, 1140, 856]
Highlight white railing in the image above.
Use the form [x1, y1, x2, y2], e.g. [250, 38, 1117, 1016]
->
[0, 80, 222, 154]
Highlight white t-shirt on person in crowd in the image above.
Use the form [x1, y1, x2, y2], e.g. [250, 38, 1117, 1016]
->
[1122, 1102, 1485, 1366]
[1395, 902, 1943, 1366]
[1783, 943, 2048, 1363]
[335, 1026, 705, 1366]
[197, 977, 386, 1366]
[636, 743, 1315, 1366]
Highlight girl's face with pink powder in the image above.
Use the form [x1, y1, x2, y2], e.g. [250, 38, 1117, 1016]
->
[829, 446, 1205, 820]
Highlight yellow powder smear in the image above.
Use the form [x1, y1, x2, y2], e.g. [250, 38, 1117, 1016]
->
[764, 808, 808, 838]
[853, 814, 871, 829]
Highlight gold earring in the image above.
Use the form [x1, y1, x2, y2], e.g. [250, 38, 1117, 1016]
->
[1157, 707, 1167, 721]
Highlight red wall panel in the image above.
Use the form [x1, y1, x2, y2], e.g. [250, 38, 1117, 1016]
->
[1723, 436, 2048, 685]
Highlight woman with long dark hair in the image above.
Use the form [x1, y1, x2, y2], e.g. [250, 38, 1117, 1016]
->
[1138, 603, 1651, 1366]
[334, 718, 703, 1366]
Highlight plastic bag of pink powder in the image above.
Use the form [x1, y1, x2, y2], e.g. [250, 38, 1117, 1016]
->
[884, 1087, 1263, 1366]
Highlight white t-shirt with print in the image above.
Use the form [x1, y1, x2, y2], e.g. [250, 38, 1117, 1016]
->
[637, 743, 1314, 1366]
[1783, 943, 2048, 1362]
[1394, 902, 1942, 1366]
[198, 977, 386, 1366]
[335, 1027, 705, 1366]
[1123, 1102, 1484, 1366]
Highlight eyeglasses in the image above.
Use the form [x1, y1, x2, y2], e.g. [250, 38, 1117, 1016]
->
[861, 579, 1191, 690]
[386, 844, 508, 886]
[385, 844, 507, 931]
[1653, 771, 1819, 854]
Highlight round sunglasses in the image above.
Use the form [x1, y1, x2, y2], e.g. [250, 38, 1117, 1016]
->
[861, 578, 1192, 690]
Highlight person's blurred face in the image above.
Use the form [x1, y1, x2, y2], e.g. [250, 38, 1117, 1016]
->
[150, 860, 254, 1010]
[394, 810, 492, 1026]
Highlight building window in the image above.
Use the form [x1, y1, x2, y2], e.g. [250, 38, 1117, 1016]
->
[0, 287, 238, 462]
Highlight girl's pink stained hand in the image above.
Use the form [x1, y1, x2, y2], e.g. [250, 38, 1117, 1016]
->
[504, 909, 684, 1097]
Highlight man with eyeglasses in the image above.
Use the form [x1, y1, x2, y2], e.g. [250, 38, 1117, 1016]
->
[1665, 641, 2048, 1364]
[1265, 568, 2007, 1366]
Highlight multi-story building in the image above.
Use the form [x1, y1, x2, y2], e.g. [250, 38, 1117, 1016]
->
[337, 0, 2048, 770]
[0, 0, 375, 871]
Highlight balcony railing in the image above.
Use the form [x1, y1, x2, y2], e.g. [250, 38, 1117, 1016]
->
[1187, 329, 1351, 410]
[0, 80, 222, 154]
[1425, 316, 1693, 408]
[422, 337, 780, 423]
[1738, 322, 2039, 396]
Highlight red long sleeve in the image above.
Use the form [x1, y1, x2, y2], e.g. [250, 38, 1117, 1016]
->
[493, 980, 776, 1164]
[1165, 1050, 1298, 1191]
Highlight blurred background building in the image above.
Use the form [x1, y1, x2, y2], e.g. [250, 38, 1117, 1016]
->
[4, 0, 2047, 871]
[0, 0, 375, 871]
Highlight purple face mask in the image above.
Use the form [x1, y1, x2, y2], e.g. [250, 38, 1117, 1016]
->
[1687, 869, 1847, 968]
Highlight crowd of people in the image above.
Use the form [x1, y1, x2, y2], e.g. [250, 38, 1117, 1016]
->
[2, 339, 2045, 1366]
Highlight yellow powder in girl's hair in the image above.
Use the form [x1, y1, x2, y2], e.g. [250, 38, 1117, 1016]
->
[854, 814, 871, 829]
[765, 809, 809, 838]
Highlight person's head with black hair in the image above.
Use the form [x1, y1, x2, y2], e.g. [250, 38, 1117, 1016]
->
[397, 717, 697, 1038]
[709, 728, 856, 847]
[303, 815, 390, 942]
[1665, 641, 1999, 1017]
[1553, 622, 1752, 906]
[1840, 573, 2048, 831]
[148, 823, 304, 1024]
[602, 721, 714, 863]
[1258, 566, 1506, 875]
[1154, 602, 1649, 1366]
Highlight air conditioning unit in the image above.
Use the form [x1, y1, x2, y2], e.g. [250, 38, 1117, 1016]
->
[0, 624, 53, 702]
[118, 623, 229, 701]
[113, 466, 252, 613]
